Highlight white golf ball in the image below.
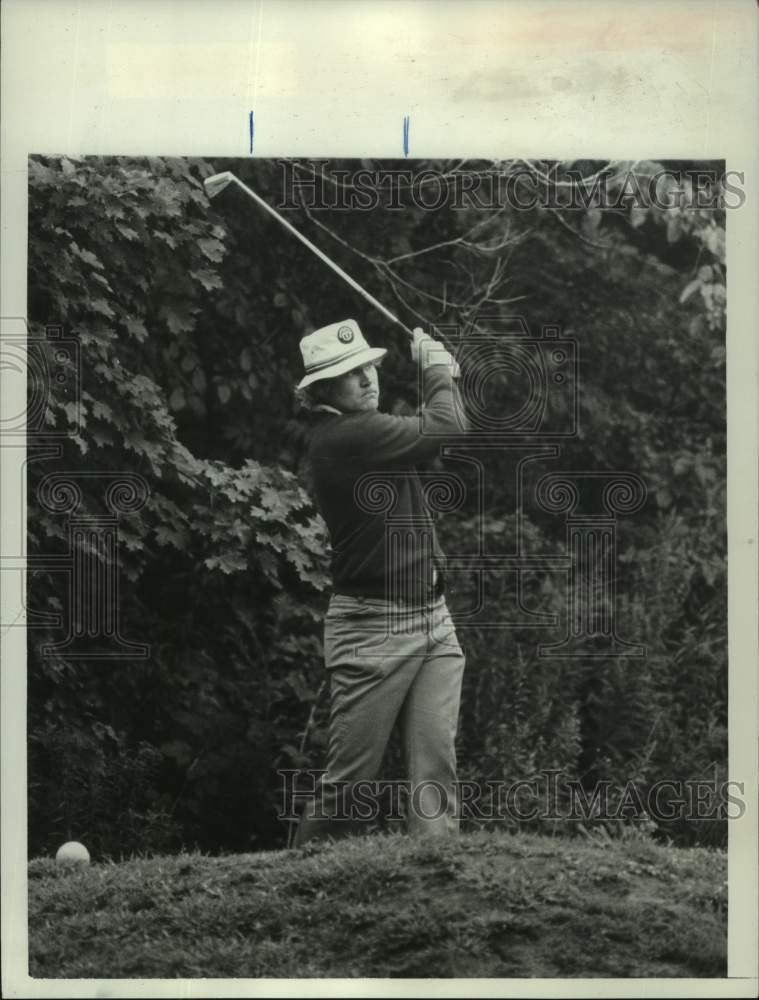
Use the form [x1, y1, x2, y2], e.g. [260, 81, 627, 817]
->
[55, 841, 90, 866]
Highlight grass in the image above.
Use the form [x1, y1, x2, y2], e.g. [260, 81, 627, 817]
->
[28, 829, 727, 979]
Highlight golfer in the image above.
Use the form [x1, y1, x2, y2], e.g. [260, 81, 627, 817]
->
[293, 319, 468, 846]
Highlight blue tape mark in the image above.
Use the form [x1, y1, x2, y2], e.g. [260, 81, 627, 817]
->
[249, 110, 255, 154]
[403, 115, 410, 157]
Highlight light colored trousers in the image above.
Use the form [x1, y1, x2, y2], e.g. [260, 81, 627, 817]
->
[294, 592, 466, 846]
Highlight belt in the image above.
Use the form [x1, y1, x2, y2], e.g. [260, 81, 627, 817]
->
[333, 570, 445, 604]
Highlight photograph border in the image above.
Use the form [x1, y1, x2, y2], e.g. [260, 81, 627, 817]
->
[2, 1, 757, 997]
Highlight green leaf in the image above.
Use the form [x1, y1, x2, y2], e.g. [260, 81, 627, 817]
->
[194, 270, 223, 292]
[629, 206, 648, 229]
[62, 402, 81, 425]
[153, 178, 183, 217]
[155, 524, 189, 549]
[204, 553, 248, 574]
[125, 318, 148, 342]
[154, 231, 177, 249]
[161, 303, 197, 335]
[91, 428, 114, 447]
[115, 224, 140, 241]
[90, 298, 115, 318]
[120, 529, 145, 552]
[197, 237, 226, 262]
[259, 486, 286, 513]
[666, 215, 681, 243]
[188, 394, 206, 416]
[169, 387, 186, 411]
[70, 243, 105, 270]
[286, 670, 313, 702]
[91, 272, 114, 291]
[92, 400, 114, 422]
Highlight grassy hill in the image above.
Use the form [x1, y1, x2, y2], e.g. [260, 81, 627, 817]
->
[28, 830, 726, 979]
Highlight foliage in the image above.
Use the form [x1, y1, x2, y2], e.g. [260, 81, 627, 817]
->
[29, 720, 178, 858]
[27, 156, 727, 854]
[27, 156, 330, 856]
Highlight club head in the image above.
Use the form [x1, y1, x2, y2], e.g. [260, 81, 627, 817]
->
[203, 172, 237, 200]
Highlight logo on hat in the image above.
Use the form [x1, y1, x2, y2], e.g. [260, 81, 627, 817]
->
[337, 325, 354, 344]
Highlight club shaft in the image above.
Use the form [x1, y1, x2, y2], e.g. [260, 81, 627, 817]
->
[225, 175, 416, 338]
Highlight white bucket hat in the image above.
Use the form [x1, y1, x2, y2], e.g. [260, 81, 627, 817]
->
[296, 319, 386, 390]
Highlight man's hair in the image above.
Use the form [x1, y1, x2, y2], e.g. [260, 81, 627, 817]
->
[294, 377, 335, 412]
[295, 356, 384, 411]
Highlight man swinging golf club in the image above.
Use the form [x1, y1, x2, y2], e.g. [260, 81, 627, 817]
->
[293, 319, 469, 846]
[203, 172, 471, 842]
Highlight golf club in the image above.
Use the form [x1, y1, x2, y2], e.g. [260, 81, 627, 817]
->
[203, 170, 418, 340]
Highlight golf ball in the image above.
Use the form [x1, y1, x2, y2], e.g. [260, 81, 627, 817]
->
[55, 841, 90, 866]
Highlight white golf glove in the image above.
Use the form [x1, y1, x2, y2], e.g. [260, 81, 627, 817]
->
[409, 328, 460, 377]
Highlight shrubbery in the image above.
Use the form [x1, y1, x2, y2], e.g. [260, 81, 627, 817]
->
[27, 156, 726, 854]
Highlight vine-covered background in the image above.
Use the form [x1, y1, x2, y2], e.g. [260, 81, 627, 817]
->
[27, 157, 726, 856]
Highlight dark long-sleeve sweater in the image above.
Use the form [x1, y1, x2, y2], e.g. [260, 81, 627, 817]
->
[308, 365, 467, 600]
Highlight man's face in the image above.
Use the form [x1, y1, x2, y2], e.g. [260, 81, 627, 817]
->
[326, 361, 381, 413]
